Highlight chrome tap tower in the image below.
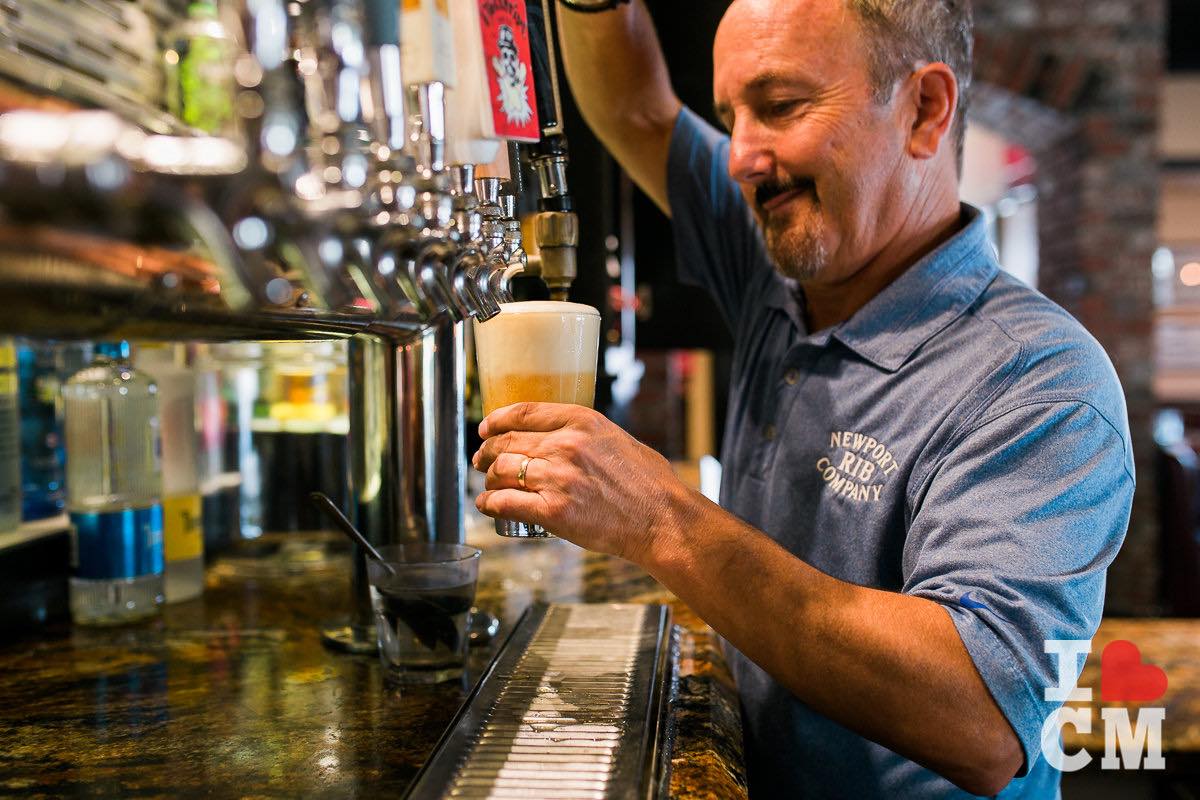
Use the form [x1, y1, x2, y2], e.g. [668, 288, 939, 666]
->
[0, 0, 579, 652]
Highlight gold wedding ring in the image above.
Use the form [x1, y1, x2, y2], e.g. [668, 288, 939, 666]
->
[517, 457, 530, 489]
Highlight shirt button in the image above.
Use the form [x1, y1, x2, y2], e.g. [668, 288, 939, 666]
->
[784, 368, 800, 386]
[763, 424, 777, 441]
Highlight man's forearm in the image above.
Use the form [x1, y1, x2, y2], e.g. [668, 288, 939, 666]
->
[643, 486, 1024, 796]
[557, 0, 680, 212]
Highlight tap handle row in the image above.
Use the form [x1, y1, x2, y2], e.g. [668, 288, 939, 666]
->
[224, 0, 565, 316]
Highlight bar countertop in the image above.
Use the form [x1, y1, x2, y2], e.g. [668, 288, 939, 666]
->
[0, 521, 749, 799]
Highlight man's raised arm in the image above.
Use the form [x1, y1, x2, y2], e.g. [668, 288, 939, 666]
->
[556, 0, 682, 215]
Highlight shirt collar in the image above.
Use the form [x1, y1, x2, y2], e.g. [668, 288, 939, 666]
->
[765, 204, 999, 372]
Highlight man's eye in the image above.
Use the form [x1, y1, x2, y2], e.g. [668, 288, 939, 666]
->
[764, 100, 801, 119]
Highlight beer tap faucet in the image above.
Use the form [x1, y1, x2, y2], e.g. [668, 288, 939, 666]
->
[526, 140, 578, 300]
[220, 0, 372, 313]
[483, 182, 505, 255]
[349, 165, 422, 318]
[521, 0, 579, 300]
[448, 163, 501, 320]
[498, 188, 527, 301]
[386, 82, 504, 323]
[401, 180, 466, 322]
[472, 176, 526, 303]
[474, 176, 505, 255]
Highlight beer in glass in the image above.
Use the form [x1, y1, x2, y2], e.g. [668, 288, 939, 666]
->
[473, 301, 600, 537]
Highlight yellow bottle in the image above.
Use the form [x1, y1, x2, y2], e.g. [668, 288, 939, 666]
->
[135, 343, 204, 603]
[0, 339, 19, 533]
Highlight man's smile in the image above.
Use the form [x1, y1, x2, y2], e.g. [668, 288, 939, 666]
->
[761, 187, 806, 212]
[755, 179, 817, 215]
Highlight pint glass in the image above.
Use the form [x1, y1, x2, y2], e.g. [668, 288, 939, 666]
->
[473, 301, 601, 537]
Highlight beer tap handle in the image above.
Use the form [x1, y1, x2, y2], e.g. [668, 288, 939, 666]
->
[363, 0, 398, 47]
[520, 0, 576, 298]
[401, 0, 456, 86]
[506, 141, 525, 199]
[362, 0, 406, 153]
[297, 0, 374, 203]
[522, 0, 571, 212]
[445, 0, 502, 167]
[407, 82, 449, 178]
[401, 0, 456, 177]
[229, 0, 307, 178]
[524, 0, 564, 142]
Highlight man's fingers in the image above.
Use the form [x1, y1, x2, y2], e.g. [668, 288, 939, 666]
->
[472, 430, 548, 472]
[485, 453, 547, 491]
[475, 488, 552, 528]
[480, 402, 591, 438]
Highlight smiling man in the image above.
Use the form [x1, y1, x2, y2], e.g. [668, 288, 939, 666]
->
[471, 1, 1135, 797]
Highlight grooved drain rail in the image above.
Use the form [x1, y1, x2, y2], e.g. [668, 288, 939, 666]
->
[405, 603, 674, 800]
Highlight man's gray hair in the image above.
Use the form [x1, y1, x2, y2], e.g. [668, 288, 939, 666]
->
[847, 0, 974, 169]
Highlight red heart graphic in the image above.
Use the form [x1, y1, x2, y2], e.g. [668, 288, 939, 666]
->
[1100, 640, 1168, 703]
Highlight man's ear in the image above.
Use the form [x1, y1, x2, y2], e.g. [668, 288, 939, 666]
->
[904, 62, 958, 161]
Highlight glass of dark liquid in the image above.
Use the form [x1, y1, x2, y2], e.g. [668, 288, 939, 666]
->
[366, 543, 482, 684]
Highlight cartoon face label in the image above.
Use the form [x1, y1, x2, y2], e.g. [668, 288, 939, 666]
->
[492, 25, 534, 126]
[477, 1, 539, 140]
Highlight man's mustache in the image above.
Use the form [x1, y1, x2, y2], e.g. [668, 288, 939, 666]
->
[755, 178, 816, 211]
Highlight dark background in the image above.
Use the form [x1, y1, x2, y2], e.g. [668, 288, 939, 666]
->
[1169, 0, 1200, 70]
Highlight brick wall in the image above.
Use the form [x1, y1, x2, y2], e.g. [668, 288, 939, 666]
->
[971, 0, 1165, 613]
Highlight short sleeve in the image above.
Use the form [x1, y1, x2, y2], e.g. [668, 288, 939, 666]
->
[667, 106, 775, 330]
[902, 400, 1134, 777]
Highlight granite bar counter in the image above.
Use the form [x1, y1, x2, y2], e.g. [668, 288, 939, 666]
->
[0, 526, 748, 799]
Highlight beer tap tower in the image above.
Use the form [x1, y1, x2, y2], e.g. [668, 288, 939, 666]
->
[0, 0, 583, 654]
[520, 0, 579, 301]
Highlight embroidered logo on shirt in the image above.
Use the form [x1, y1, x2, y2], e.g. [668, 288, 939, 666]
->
[954, 590, 1015, 626]
[959, 591, 991, 611]
[815, 431, 900, 503]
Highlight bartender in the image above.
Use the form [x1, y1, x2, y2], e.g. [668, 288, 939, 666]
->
[472, 0, 1135, 796]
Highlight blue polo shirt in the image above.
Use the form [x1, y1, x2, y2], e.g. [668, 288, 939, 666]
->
[667, 107, 1135, 799]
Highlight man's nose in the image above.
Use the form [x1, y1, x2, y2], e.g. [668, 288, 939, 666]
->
[727, 122, 774, 186]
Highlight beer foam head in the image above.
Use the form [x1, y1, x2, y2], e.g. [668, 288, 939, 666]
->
[474, 301, 600, 376]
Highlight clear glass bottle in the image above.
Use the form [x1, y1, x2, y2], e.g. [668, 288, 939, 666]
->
[136, 343, 204, 603]
[62, 342, 164, 625]
[0, 338, 19, 533]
